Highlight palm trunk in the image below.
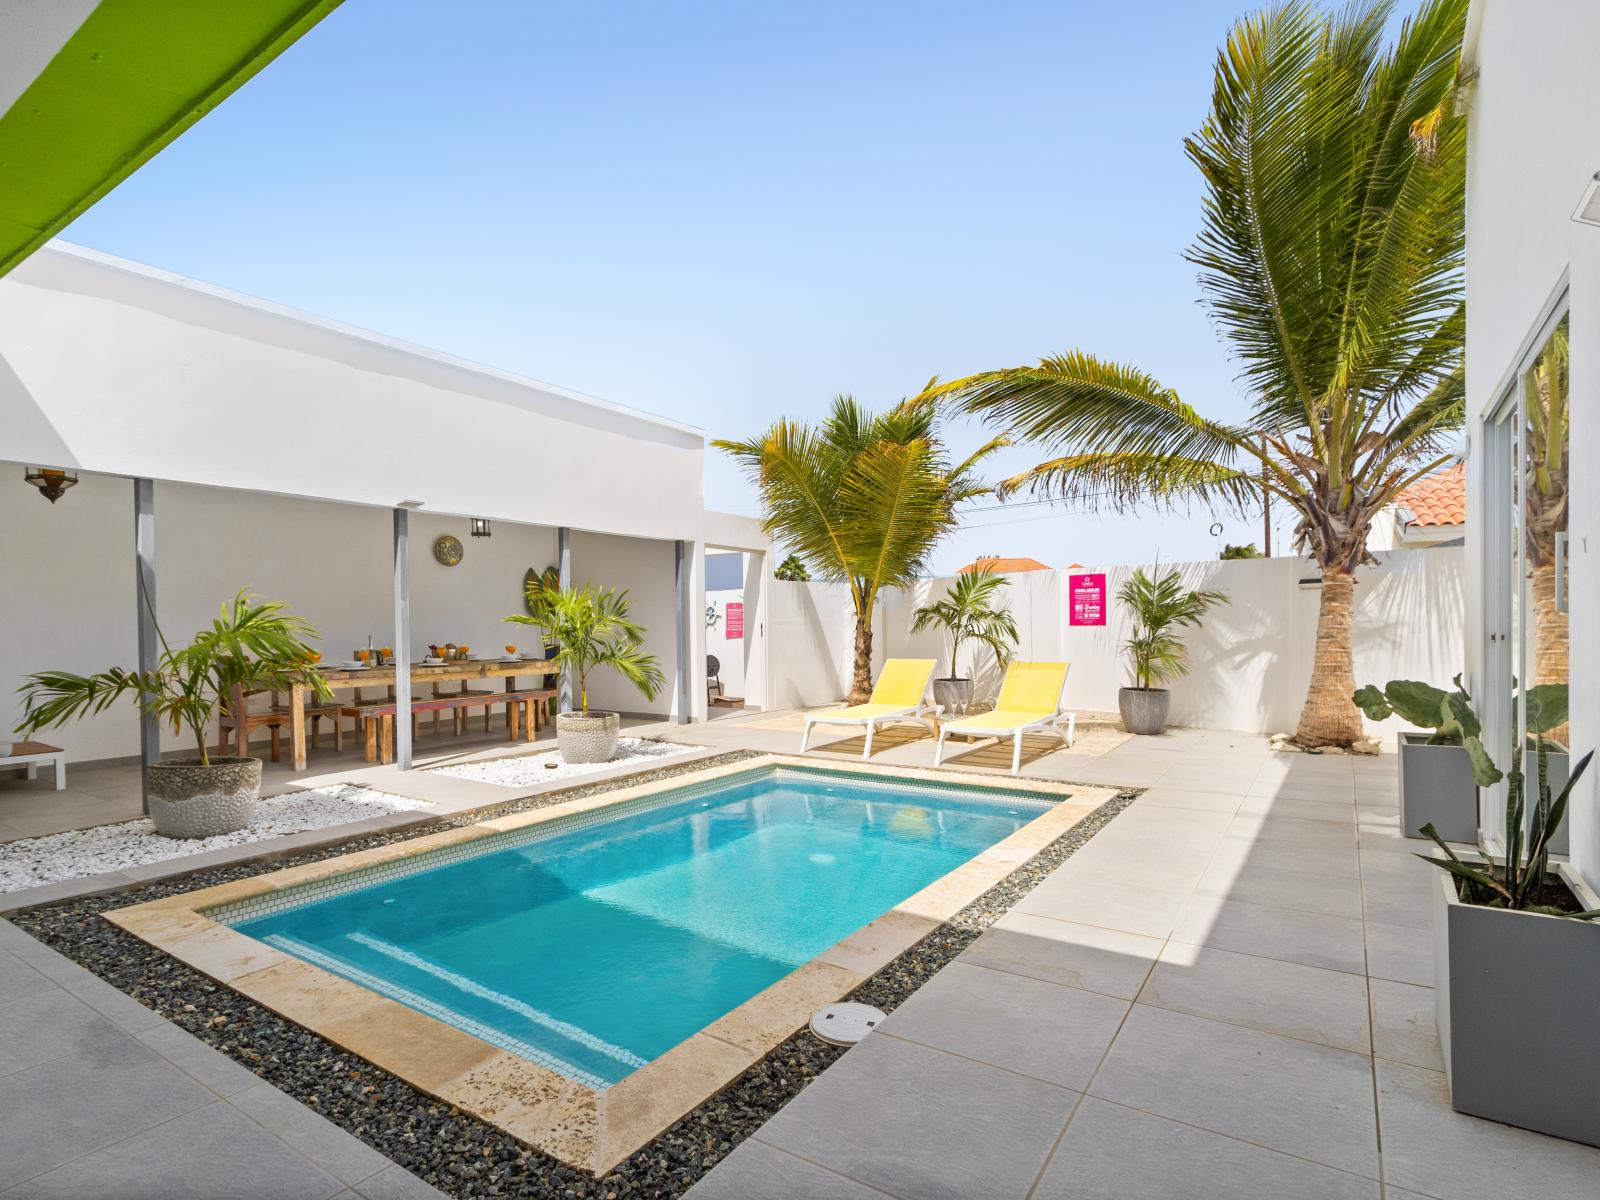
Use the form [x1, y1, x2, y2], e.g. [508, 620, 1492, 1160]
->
[1294, 568, 1364, 747]
[850, 615, 873, 705]
[1530, 562, 1569, 746]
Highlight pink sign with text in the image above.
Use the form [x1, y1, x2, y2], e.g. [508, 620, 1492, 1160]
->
[725, 601, 744, 639]
[1068, 573, 1107, 626]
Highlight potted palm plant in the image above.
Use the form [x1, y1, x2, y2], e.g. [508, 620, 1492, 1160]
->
[507, 583, 663, 763]
[16, 592, 330, 838]
[910, 568, 1019, 715]
[1415, 683, 1600, 1145]
[1115, 567, 1227, 735]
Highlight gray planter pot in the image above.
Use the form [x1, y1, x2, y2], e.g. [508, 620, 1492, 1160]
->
[556, 711, 620, 764]
[1433, 862, 1600, 1145]
[1118, 687, 1171, 736]
[931, 677, 973, 716]
[146, 757, 260, 839]
[1397, 733, 1477, 842]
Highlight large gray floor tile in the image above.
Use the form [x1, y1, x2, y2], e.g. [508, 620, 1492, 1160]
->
[1206, 835, 1361, 879]
[0, 989, 130, 1077]
[0, 951, 54, 1005]
[134, 1020, 264, 1098]
[1365, 920, 1433, 986]
[754, 1032, 1077, 1200]
[1228, 813, 1358, 847]
[8, 1099, 345, 1200]
[56, 971, 166, 1033]
[1196, 858, 1365, 920]
[0, 1038, 212, 1188]
[1089, 1005, 1378, 1177]
[1034, 1096, 1379, 1200]
[1139, 943, 1371, 1053]
[686, 1139, 893, 1199]
[1367, 978, 1442, 1072]
[1130, 788, 1243, 814]
[347, 1164, 450, 1200]
[1375, 1059, 1600, 1199]
[1173, 894, 1367, 974]
[879, 962, 1127, 1090]
[1016, 875, 1191, 939]
[964, 913, 1162, 1000]
[1235, 794, 1356, 823]
[229, 1082, 393, 1185]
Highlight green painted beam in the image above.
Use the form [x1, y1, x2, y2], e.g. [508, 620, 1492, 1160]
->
[0, 0, 343, 278]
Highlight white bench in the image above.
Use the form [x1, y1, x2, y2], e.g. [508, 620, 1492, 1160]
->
[3, 741, 66, 790]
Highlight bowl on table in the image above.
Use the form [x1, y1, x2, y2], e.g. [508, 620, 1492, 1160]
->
[421, 656, 444, 665]
[340, 660, 366, 670]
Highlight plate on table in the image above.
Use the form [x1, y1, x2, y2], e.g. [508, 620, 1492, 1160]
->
[340, 662, 369, 670]
[499, 655, 523, 663]
[421, 657, 444, 665]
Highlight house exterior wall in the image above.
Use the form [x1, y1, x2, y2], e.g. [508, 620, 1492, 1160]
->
[1462, 0, 1600, 889]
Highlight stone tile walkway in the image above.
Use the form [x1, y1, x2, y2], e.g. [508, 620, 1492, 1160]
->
[0, 917, 445, 1200]
[686, 730, 1600, 1200]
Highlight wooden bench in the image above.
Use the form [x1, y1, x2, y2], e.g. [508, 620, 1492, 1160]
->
[3, 740, 66, 790]
[219, 689, 342, 761]
[345, 691, 547, 764]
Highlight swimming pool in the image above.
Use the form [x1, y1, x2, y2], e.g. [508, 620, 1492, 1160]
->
[113, 756, 1102, 1172]
[230, 765, 1052, 1087]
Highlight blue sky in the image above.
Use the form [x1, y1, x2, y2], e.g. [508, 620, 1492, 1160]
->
[61, 0, 1298, 571]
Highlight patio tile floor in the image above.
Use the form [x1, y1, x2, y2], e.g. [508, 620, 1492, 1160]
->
[686, 727, 1600, 1200]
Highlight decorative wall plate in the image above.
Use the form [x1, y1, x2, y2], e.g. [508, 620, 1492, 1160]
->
[433, 534, 464, 566]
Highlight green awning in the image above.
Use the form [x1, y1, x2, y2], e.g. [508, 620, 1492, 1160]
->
[0, 0, 343, 278]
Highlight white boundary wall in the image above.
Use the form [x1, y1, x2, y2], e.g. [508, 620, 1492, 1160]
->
[767, 547, 1465, 737]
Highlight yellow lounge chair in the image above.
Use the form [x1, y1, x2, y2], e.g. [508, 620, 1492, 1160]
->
[800, 658, 938, 758]
[933, 661, 1076, 774]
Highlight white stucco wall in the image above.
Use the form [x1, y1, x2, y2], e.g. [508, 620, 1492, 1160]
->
[567, 530, 678, 719]
[1462, 0, 1600, 888]
[768, 549, 1465, 738]
[0, 243, 706, 543]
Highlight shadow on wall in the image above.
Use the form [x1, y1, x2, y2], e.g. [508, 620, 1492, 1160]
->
[0, 348, 76, 466]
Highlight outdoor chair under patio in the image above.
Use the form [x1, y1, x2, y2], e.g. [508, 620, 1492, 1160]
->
[933, 660, 1075, 775]
[799, 657, 937, 758]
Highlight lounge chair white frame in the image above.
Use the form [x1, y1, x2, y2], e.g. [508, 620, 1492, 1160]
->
[934, 709, 1077, 775]
[799, 702, 939, 758]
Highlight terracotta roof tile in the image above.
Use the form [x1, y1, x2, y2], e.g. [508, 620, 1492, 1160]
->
[1395, 463, 1465, 528]
[959, 556, 1052, 574]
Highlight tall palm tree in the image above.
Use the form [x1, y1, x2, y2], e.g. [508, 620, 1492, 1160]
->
[1524, 317, 1569, 744]
[928, 0, 1467, 746]
[717, 396, 1002, 703]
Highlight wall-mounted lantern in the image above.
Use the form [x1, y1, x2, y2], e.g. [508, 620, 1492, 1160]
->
[470, 517, 492, 538]
[24, 466, 78, 503]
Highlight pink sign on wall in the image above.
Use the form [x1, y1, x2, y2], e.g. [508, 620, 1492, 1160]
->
[1068, 573, 1107, 626]
[725, 601, 744, 639]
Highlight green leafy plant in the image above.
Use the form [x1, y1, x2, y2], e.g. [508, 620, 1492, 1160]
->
[1353, 674, 1480, 744]
[1118, 567, 1228, 690]
[1219, 542, 1260, 560]
[926, 0, 1469, 748]
[1410, 683, 1597, 918]
[774, 553, 811, 582]
[717, 395, 1003, 702]
[910, 568, 1019, 681]
[16, 591, 330, 765]
[507, 583, 663, 714]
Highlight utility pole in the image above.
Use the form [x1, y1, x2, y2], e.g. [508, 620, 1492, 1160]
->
[1261, 435, 1273, 556]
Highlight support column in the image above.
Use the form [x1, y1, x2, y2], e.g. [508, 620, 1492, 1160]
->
[134, 479, 158, 812]
[393, 507, 412, 769]
[557, 526, 573, 713]
[674, 539, 691, 725]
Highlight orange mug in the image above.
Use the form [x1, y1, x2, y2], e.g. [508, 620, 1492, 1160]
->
[356, 649, 371, 663]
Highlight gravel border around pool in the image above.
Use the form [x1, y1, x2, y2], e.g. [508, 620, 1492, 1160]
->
[8, 753, 1135, 1200]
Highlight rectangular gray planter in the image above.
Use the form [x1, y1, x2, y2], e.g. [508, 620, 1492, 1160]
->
[1433, 862, 1600, 1146]
[1398, 733, 1476, 843]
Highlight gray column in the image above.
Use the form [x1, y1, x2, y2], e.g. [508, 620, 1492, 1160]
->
[393, 507, 412, 769]
[557, 526, 573, 713]
[674, 539, 690, 725]
[134, 479, 159, 812]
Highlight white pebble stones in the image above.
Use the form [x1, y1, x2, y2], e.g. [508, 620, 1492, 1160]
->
[810, 1002, 886, 1046]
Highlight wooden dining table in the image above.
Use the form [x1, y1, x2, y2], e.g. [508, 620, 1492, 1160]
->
[284, 659, 558, 770]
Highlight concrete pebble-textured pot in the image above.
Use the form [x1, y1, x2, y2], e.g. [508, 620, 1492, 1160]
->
[147, 757, 260, 838]
[1433, 862, 1600, 1145]
[1119, 687, 1171, 735]
[932, 677, 973, 716]
[556, 711, 621, 763]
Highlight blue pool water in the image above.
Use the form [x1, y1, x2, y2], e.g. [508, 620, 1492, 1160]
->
[234, 767, 1049, 1087]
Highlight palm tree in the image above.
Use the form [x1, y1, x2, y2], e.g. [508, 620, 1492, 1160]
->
[911, 567, 1020, 682]
[929, 0, 1467, 746]
[717, 395, 1002, 703]
[1523, 317, 1568, 743]
[1118, 568, 1229, 691]
[507, 583, 662, 714]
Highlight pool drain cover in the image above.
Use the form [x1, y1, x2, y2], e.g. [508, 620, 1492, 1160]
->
[810, 1002, 885, 1046]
